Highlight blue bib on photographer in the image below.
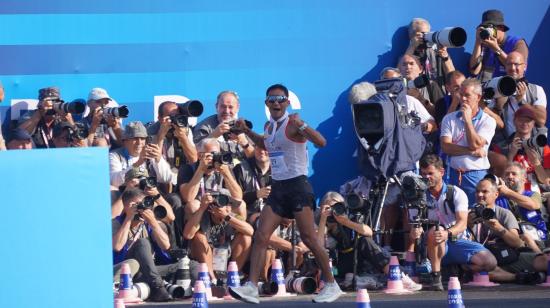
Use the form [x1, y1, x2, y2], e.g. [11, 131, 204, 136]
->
[353, 78, 426, 181]
[495, 191, 547, 240]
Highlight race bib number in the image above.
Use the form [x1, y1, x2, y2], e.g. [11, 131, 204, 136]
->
[269, 151, 288, 174]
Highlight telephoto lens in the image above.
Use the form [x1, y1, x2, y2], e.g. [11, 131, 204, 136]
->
[103, 105, 129, 118]
[178, 100, 203, 117]
[482, 208, 496, 220]
[285, 276, 317, 294]
[331, 202, 347, 216]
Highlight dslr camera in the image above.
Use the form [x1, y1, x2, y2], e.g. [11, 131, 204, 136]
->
[208, 191, 231, 207]
[401, 175, 429, 224]
[471, 202, 496, 223]
[102, 105, 129, 118]
[67, 123, 89, 143]
[45, 98, 86, 116]
[211, 151, 233, 165]
[327, 193, 367, 223]
[522, 129, 548, 150]
[479, 26, 497, 40]
[226, 119, 253, 135]
[423, 27, 467, 48]
[170, 100, 204, 128]
[138, 176, 158, 190]
[135, 194, 166, 220]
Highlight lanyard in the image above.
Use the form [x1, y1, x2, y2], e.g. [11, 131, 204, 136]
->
[265, 112, 289, 144]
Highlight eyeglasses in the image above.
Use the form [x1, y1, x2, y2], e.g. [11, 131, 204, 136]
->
[266, 95, 288, 104]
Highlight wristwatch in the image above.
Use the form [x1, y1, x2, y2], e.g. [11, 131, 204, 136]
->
[495, 49, 502, 57]
[447, 229, 457, 242]
[298, 122, 308, 132]
[441, 56, 449, 62]
[224, 215, 232, 222]
[242, 143, 250, 149]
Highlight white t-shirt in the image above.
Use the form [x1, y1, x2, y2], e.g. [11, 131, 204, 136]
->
[426, 184, 469, 239]
[406, 95, 434, 124]
[440, 110, 496, 170]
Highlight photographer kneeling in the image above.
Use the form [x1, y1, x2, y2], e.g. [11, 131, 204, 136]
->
[317, 191, 421, 291]
[412, 155, 496, 291]
[112, 188, 173, 302]
[469, 178, 548, 284]
[183, 191, 254, 285]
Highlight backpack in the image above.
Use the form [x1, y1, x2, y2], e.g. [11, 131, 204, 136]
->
[443, 184, 456, 215]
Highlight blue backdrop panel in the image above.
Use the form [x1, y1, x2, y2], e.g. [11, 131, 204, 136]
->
[0, 0, 549, 196]
[0, 148, 112, 308]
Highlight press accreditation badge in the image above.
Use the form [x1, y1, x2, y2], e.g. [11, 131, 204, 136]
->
[213, 247, 229, 272]
[269, 151, 288, 174]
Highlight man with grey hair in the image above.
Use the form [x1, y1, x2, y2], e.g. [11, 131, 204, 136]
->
[178, 137, 249, 281]
[193, 91, 253, 163]
[109, 121, 172, 187]
[405, 17, 456, 88]
[441, 78, 497, 206]
[348, 81, 377, 105]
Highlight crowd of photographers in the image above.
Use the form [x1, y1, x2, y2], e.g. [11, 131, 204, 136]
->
[1, 8, 549, 301]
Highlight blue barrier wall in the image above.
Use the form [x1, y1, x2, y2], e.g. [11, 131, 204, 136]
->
[0, 1, 549, 195]
[0, 147, 112, 308]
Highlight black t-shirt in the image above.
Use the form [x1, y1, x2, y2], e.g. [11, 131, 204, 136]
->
[233, 158, 272, 215]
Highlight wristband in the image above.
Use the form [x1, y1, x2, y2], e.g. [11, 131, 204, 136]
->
[224, 215, 232, 222]
[298, 122, 308, 132]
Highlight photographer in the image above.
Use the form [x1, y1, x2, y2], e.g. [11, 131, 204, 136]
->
[18, 87, 75, 148]
[148, 100, 198, 189]
[469, 9, 528, 82]
[410, 155, 496, 291]
[6, 128, 33, 150]
[506, 106, 550, 192]
[109, 121, 172, 188]
[51, 122, 88, 148]
[496, 163, 547, 252]
[405, 18, 456, 89]
[111, 168, 175, 223]
[193, 91, 254, 164]
[112, 188, 173, 302]
[493, 52, 547, 139]
[317, 191, 421, 291]
[81, 88, 124, 148]
[233, 146, 272, 224]
[182, 191, 254, 284]
[398, 54, 445, 118]
[469, 179, 548, 283]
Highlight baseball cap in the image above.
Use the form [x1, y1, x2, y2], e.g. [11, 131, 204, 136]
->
[123, 121, 148, 140]
[88, 88, 112, 101]
[38, 87, 61, 101]
[125, 167, 149, 182]
[11, 128, 32, 141]
[514, 106, 536, 121]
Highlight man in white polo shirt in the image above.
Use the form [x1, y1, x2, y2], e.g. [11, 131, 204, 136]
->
[441, 78, 497, 207]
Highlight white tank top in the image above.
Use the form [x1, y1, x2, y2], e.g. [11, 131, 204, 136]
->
[264, 116, 308, 180]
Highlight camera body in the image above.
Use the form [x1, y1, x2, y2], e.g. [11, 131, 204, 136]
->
[471, 202, 496, 222]
[208, 191, 231, 207]
[211, 151, 233, 165]
[170, 114, 190, 128]
[135, 194, 166, 219]
[138, 176, 158, 190]
[226, 119, 253, 135]
[67, 123, 89, 143]
[479, 26, 497, 40]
